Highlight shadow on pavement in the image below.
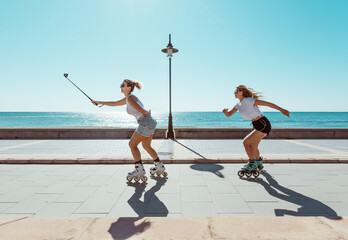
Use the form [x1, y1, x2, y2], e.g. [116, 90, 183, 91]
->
[190, 164, 225, 178]
[174, 139, 207, 159]
[108, 178, 168, 239]
[108, 217, 151, 239]
[244, 171, 342, 219]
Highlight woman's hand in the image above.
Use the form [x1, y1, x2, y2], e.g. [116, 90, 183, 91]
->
[281, 109, 290, 117]
[222, 108, 229, 117]
[91, 100, 99, 106]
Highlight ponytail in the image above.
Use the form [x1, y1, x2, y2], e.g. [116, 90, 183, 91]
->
[124, 79, 142, 92]
[236, 85, 262, 100]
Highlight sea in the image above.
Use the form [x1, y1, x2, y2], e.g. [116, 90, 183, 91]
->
[0, 112, 348, 128]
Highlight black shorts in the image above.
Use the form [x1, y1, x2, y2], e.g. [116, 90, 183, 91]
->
[252, 116, 271, 135]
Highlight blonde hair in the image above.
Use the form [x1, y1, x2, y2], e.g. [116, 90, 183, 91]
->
[236, 85, 262, 100]
[124, 79, 142, 92]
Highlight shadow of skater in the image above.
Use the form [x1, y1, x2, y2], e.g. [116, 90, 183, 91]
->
[127, 178, 168, 217]
[108, 217, 151, 240]
[245, 171, 342, 219]
[174, 139, 207, 159]
[190, 164, 225, 178]
[108, 179, 168, 239]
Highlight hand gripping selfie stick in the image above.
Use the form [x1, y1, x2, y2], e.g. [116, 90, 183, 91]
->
[63, 73, 103, 107]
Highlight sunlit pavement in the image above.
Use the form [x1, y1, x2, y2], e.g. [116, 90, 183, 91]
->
[0, 163, 347, 218]
[0, 140, 348, 239]
[0, 139, 348, 163]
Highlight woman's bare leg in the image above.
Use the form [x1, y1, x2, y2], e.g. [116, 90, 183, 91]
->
[243, 130, 267, 159]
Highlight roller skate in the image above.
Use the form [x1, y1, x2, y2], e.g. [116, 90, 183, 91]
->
[126, 163, 147, 183]
[237, 159, 259, 179]
[150, 161, 168, 178]
[256, 156, 264, 171]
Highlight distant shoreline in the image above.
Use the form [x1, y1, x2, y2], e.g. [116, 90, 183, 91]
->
[1, 112, 348, 128]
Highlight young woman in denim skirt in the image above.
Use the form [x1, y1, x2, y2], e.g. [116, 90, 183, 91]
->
[92, 79, 167, 183]
[223, 85, 290, 178]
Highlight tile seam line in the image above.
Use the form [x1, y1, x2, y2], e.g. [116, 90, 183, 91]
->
[0, 216, 29, 227]
[282, 140, 347, 154]
[0, 140, 52, 152]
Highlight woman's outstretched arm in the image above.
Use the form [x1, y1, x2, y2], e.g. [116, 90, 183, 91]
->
[254, 100, 290, 117]
[92, 98, 126, 107]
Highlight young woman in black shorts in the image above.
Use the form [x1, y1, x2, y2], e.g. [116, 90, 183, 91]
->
[223, 85, 290, 178]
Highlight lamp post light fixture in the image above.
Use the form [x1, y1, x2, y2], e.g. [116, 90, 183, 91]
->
[162, 34, 179, 139]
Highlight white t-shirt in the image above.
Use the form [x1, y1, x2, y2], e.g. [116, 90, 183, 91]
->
[126, 94, 144, 120]
[234, 97, 262, 120]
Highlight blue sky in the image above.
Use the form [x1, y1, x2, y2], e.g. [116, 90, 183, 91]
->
[1, 0, 347, 112]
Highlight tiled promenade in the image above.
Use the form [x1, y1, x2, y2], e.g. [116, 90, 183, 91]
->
[0, 139, 348, 239]
[0, 163, 347, 217]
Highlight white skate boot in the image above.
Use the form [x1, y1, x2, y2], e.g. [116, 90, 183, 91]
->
[150, 161, 168, 178]
[126, 163, 147, 183]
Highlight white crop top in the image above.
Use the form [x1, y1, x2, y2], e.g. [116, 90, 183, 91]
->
[233, 97, 262, 120]
[126, 94, 144, 120]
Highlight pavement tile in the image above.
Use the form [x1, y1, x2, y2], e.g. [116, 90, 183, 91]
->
[181, 186, 212, 202]
[91, 166, 120, 176]
[0, 175, 21, 182]
[78, 175, 112, 187]
[181, 202, 217, 216]
[201, 171, 226, 180]
[235, 185, 280, 202]
[108, 202, 144, 217]
[205, 180, 238, 194]
[35, 202, 81, 217]
[180, 174, 205, 186]
[12, 176, 61, 187]
[74, 194, 120, 214]
[117, 184, 146, 202]
[180, 165, 204, 175]
[53, 186, 98, 203]
[37, 181, 80, 194]
[159, 165, 181, 179]
[0, 203, 16, 212]
[212, 194, 253, 214]
[4, 195, 56, 214]
[93, 184, 127, 195]
[155, 193, 181, 214]
[144, 196, 169, 217]
[0, 186, 44, 203]
[0, 181, 23, 194]
[148, 179, 180, 194]
[60, 171, 93, 181]
[248, 201, 304, 216]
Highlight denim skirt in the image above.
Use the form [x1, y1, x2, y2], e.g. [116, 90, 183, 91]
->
[136, 114, 157, 137]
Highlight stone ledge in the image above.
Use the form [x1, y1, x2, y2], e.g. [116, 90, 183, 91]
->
[1, 127, 348, 139]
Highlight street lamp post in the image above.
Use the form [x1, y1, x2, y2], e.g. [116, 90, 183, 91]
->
[162, 34, 178, 139]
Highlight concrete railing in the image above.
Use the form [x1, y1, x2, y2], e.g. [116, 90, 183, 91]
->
[1, 127, 348, 139]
